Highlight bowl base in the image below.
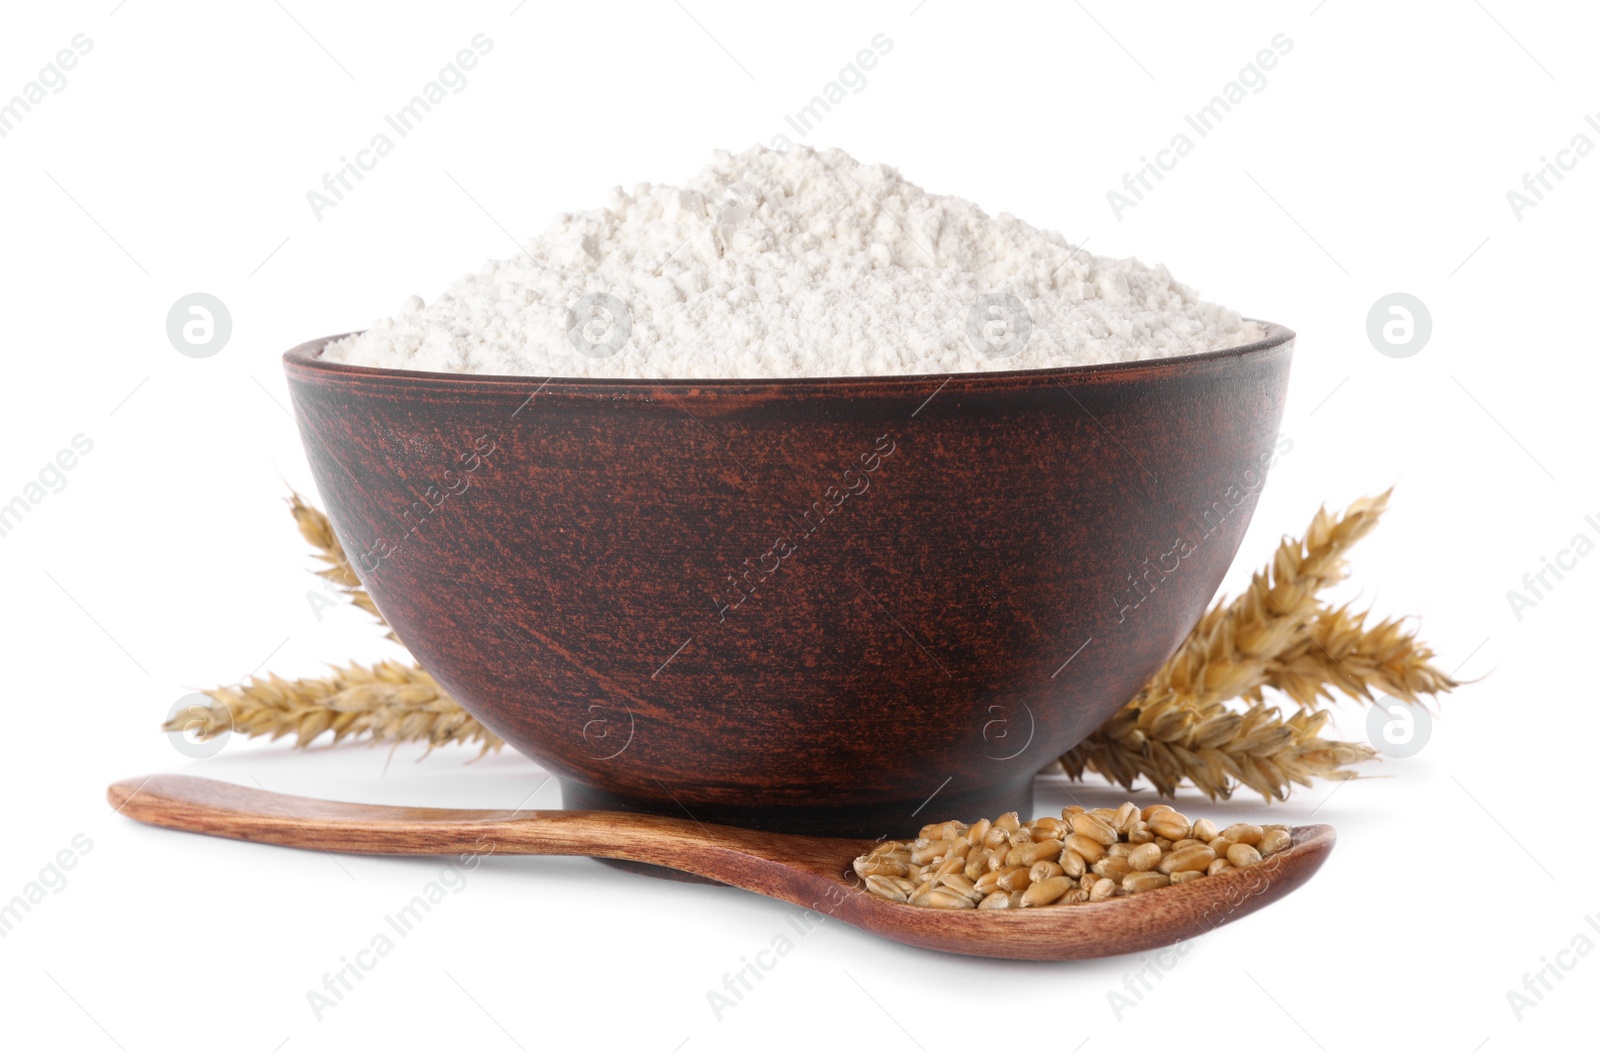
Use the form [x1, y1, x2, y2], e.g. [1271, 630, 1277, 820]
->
[559, 778, 1036, 840]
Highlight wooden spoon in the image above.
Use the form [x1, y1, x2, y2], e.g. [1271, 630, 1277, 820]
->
[107, 775, 1334, 961]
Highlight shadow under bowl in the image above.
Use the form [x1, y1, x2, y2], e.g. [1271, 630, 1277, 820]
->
[284, 325, 1294, 837]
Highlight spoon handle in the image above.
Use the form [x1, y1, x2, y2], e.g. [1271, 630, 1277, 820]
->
[108, 774, 865, 891]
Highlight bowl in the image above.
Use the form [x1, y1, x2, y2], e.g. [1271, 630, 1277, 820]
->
[284, 325, 1293, 836]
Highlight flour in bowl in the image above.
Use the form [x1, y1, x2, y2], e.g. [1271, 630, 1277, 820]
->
[323, 146, 1264, 379]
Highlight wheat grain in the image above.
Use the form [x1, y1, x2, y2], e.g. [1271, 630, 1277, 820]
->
[856, 804, 1285, 908]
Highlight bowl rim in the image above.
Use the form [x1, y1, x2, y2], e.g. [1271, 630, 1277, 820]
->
[283, 320, 1294, 393]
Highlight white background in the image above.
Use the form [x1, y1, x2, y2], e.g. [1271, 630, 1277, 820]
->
[2, 1, 1595, 1049]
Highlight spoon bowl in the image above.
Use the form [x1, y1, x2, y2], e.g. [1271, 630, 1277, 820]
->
[109, 775, 1333, 961]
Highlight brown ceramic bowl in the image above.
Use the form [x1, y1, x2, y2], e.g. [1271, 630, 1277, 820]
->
[284, 326, 1293, 836]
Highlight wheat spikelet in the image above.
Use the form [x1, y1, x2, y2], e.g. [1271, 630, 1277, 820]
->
[163, 661, 503, 754]
[1059, 689, 1379, 801]
[1058, 490, 1455, 800]
[1259, 602, 1457, 708]
[1147, 490, 1392, 710]
[290, 492, 395, 640]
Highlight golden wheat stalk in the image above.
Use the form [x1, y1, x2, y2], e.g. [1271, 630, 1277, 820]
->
[1058, 696, 1376, 801]
[1057, 491, 1456, 799]
[1259, 602, 1457, 708]
[290, 492, 395, 641]
[167, 660, 502, 754]
[1145, 490, 1394, 710]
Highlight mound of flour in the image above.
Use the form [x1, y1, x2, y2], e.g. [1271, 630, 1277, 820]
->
[323, 146, 1263, 379]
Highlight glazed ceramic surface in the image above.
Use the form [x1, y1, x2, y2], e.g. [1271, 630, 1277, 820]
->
[284, 326, 1293, 836]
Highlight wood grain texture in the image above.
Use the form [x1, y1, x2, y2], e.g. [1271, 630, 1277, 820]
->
[109, 774, 1333, 961]
[283, 328, 1294, 835]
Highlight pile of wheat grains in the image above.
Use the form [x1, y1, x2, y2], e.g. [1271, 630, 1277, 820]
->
[855, 803, 1292, 909]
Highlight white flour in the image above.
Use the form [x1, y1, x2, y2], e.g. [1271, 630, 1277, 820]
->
[324, 146, 1264, 379]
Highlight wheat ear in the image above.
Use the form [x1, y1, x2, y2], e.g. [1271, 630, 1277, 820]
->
[164, 660, 502, 754]
[290, 491, 395, 641]
[1058, 491, 1456, 800]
